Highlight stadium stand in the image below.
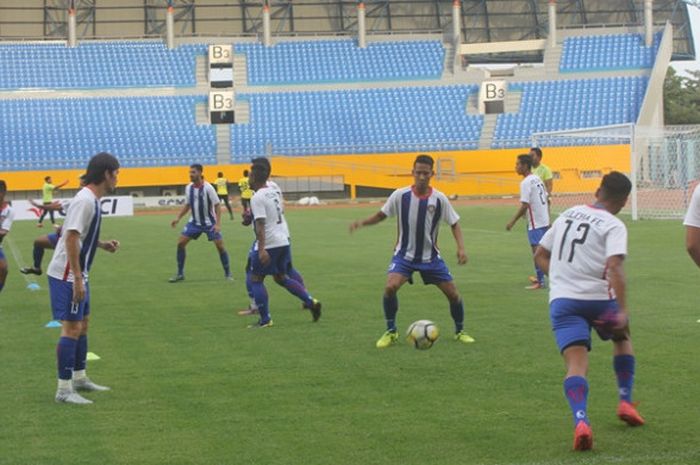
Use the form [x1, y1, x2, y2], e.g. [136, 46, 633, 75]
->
[230, 85, 483, 161]
[0, 41, 205, 90]
[0, 96, 215, 171]
[492, 77, 649, 148]
[235, 40, 445, 85]
[560, 32, 662, 72]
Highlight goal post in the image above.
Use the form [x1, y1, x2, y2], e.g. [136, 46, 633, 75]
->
[532, 124, 700, 220]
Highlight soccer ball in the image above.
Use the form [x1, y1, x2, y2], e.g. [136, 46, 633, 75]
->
[406, 320, 439, 350]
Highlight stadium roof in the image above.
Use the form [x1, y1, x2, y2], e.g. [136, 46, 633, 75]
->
[7, 1, 695, 61]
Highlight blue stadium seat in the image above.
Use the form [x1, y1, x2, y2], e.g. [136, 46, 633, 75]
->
[235, 40, 445, 86]
[491, 77, 648, 148]
[230, 85, 483, 161]
[0, 96, 215, 171]
[0, 41, 206, 90]
[560, 32, 662, 72]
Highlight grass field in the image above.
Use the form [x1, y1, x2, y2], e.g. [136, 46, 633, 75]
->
[1, 203, 698, 465]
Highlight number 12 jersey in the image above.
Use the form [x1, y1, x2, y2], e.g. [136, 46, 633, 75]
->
[539, 204, 627, 302]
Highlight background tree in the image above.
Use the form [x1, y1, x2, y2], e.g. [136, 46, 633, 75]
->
[664, 67, 700, 124]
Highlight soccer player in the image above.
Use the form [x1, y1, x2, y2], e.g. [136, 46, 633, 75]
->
[349, 154, 475, 348]
[37, 176, 68, 227]
[530, 147, 553, 201]
[246, 162, 321, 327]
[48, 153, 121, 404]
[238, 169, 254, 214]
[684, 183, 700, 267]
[0, 181, 15, 294]
[214, 171, 234, 220]
[169, 164, 231, 283]
[506, 154, 550, 290]
[534, 171, 644, 451]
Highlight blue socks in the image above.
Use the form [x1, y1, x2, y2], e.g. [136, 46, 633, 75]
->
[383, 294, 398, 332]
[0, 282, 4, 293]
[287, 267, 305, 288]
[250, 280, 271, 324]
[535, 265, 545, 286]
[614, 355, 635, 402]
[280, 277, 313, 307]
[75, 335, 87, 372]
[219, 250, 230, 276]
[57, 337, 78, 381]
[564, 376, 589, 425]
[33, 243, 45, 269]
[449, 300, 464, 333]
[245, 272, 254, 299]
[176, 247, 186, 276]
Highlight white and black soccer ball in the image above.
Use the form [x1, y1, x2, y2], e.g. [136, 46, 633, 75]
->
[406, 320, 439, 350]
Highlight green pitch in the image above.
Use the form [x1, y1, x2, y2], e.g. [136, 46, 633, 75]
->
[0, 204, 698, 465]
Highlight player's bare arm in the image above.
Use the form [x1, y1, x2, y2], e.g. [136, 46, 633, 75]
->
[171, 204, 191, 228]
[64, 229, 85, 303]
[349, 211, 387, 233]
[30, 199, 63, 211]
[55, 180, 69, 190]
[255, 218, 270, 265]
[213, 203, 222, 233]
[98, 240, 120, 253]
[686, 225, 700, 268]
[450, 222, 468, 265]
[534, 245, 551, 275]
[603, 254, 628, 331]
[506, 202, 529, 230]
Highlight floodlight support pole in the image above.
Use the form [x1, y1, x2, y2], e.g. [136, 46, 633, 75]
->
[548, 0, 557, 48]
[166, 5, 175, 49]
[452, 0, 461, 42]
[644, 0, 654, 47]
[68, 7, 77, 48]
[358, 3, 367, 48]
[263, 4, 272, 47]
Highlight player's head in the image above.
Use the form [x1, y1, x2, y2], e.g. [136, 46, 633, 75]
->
[189, 164, 204, 183]
[84, 152, 120, 193]
[44, 176, 52, 183]
[516, 154, 532, 175]
[529, 147, 543, 166]
[0, 180, 6, 201]
[243, 169, 249, 177]
[596, 171, 632, 214]
[249, 163, 270, 190]
[251, 157, 271, 174]
[412, 154, 434, 188]
[78, 174, 87, 187]
[217, 171, 224, 178]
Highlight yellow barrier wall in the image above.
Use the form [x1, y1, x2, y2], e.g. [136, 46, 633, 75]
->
[0, 145, 630, 197]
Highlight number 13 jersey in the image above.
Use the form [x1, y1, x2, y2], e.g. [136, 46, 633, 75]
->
[539, 204, 627, 302]
[250, 184, 290, 250]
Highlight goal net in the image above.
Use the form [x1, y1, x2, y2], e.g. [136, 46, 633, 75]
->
[532, 124, 700, 220]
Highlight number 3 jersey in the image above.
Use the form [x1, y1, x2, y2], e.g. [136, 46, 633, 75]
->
[250, 184, 290, 250]
[539, 204, 627, 302]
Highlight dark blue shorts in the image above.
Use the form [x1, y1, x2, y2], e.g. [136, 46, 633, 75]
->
[49, 276, 90, 321]
[182, 222, 222, 241]
[48, 233, 60, 248]
[249, 245, 292, 277]
[388, 255, 452, 285]
[550, 297, 620, 353]
[527, 226, 549, 246]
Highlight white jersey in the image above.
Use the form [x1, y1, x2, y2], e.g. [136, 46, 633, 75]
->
[47, 187, 102, 283]
[539, 204, 627, 302]
[683, 183, 700, 228]
[520, 173, 550, 230]
[251, 185, 290, 250]
[0, 202, 14, 245]
[266, 180, 290, 239]
[381, 186, 460, 263]
[186, 182, 220, 227]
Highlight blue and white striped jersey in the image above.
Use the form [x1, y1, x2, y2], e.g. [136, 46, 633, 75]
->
[185, 182, 220, 227]
[381, 186, 460, 263]
[47, 187, 102, 282]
